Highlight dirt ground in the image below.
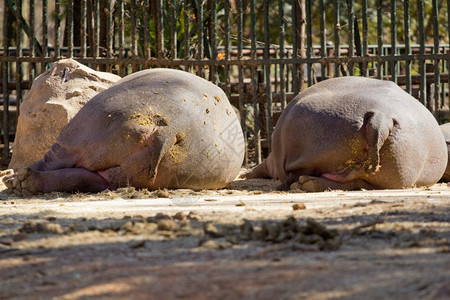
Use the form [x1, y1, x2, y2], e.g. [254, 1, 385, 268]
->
[0, 175, 449, 300]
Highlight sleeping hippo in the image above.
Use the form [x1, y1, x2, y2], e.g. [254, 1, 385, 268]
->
[244, 76, 447, 192]
[4, 68, 245, 195]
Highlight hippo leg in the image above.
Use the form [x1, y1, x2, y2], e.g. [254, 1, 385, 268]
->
[4, 167, 111, 195]
[3, 143, 111, 195]
[291, 175, 376, 192]
[243, 154, 278, 179]
[31, 143, 78, 171]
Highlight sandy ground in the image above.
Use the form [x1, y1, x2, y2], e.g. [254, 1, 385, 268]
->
[0, 177, 449, 300]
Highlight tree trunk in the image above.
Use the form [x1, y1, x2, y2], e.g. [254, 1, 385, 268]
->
[297, 0, 306, 91]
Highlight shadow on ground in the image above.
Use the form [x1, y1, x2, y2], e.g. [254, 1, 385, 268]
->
[1, 200, 449, 299]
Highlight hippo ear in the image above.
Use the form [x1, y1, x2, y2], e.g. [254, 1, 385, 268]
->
[363, 111, 393, 173]
[148, 134, 177, 180]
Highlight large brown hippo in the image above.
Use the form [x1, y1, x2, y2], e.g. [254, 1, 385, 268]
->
[245, 76, 447, 192]
[4, 68, 245, 195]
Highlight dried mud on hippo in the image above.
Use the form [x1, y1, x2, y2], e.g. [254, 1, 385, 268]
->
[245, 76, 448, 192]
[4, 69, 245, 195]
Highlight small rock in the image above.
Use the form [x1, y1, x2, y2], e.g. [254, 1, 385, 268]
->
[187, 211, 201, 221]
[292, 203, 306, 210]
[304, 234, 324, 244]
[240, 220, 254, 240]
[157, 219, 178, 231]
[155, 213, 171, 220]
[119, 221, 134, 232]
[154, 189, 170, 198]
[87, 224, 98, 231]
[68, 223, 88, 233]
[149, 213, 172, 222]
[128, 238, 146, 249]
[292, 232, 307, 243]
[173, 212, 187, 221]
[19, 220, 63, 234]
[306, 218, 336, 239]
[178, 220, 191, 229]
[272, 257, 281, 262]
[200, 239, 232, 250]
[251, 226, 264, 240]
[321, 238, 341, 251]
[226, 234, 241, 245]
[108, 220, 126, 232]
[282, 216, 297, 228]
[261, 221, 280, 241]
[276, 230, 290, 242]
[204, 222, 224, 238]
[120, 221, 147, 234]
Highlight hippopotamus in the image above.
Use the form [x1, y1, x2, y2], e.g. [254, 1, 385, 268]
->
[4, 68, 245, 195]
[244, 76, 447, 192]
[439, 122, 450, 182]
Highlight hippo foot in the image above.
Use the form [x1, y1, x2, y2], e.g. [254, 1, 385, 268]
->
[0, 169, 14, 181]
[2, 168, 38, 196]
[290, 176, 330, 192]
[277, 173, 301, 191]
[291, 175, 376, 192]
